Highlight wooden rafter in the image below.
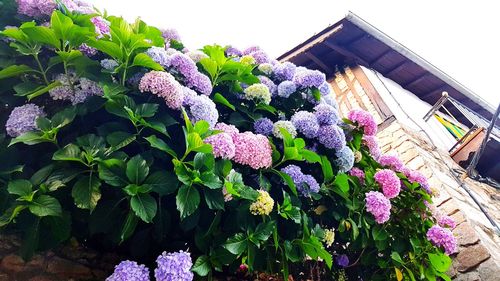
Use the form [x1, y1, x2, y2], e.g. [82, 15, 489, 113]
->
[322, 40, 370, 66]
[402, 72, 429, 88]
[384, 60, 407, 76]
[305, 52, 333, 74]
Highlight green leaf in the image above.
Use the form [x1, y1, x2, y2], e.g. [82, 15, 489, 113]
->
[7, 179, 32, 197]
[428, 253, 452, 273]
[28, 195, 62, 217]
[192, 255, 211, 277]
[0, 64, 35, 79]
[194, 120, 210, 135]
[86, 39, 123, 60]
[372, 226, 389, 241]
[321, 156, 334, 182]
[126, 155, 149, 184]
[224, 233, 247, 255]
[22, 26, 60, 49]
[9, 131, 48, 146]
[132, 53, 164, 70]
[347, 218, 359, 240]
[334, 173, 350, 193]
[193, 152, 214, 171]
[52, 144, 82, 162]
[51, 107, 76, 127]
[130, 193, 157, 223]
[144, 135, 177, 158]
[136, 103, 159, 118]
[284, 147, 300, 161]
[301, 149, 321, 163]
[98, 159, 127, 187]
[120, 210, 138, 243]
[199, 57, 218, 80]
[145, 171, 179, 196]
[252, 221, 275, 242]
[391, 252, 404, 265]
[213, 93, 235, 110]
[0, 205, 27, 227]
[187, 132, 212, 153]
[106, 131, 135, 151]
[176, 185, 200, 219]
[200, 172, 223, 189]
[56, 50, 83, 63]
[204, 188, 225, 210]
[71, 175, 102, 211]
[26, 81, 62, 100]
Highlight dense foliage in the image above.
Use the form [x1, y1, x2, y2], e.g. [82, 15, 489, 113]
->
[0, 1, 457, 280]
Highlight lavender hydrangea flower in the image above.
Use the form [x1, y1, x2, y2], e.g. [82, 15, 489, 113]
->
[139, 71, 185, 109]
[146, 46, 171, 67]
[242, 46, 262, 55]
[349, 167, 365, 183]
[101, 59, 119, 71]
[62, 0, 95, 14]
[272, 120, 297, 139]
[335, 146, 355, 173]
[404, 169, 432, 194]
[438, 215, 457, 229]
[281, 165, 320, 196]
[258, 76, 277, 96]
[161, 28, 181, 42]
[215, 122, 239, 135]
[291, 111, 319, 138]
[204, 133, 235, 159]
[232, 132, 273, 169]
[336, 255, 349, 268]
[363, 135, 381, 160]
[184, 95, 218, 128]
[5, 104, 46, 137]
[166, 52, 213, 95]
[154, 251, 193, 281]
[318, 82, 332, 96]
[225, 46, 242, 57]
[250, 50, 271, 64]
[320, 93, 339, 110]
[79, 43, 97, 57]
[277, 81, 296, 98]
[374, 169, 401, 199]
[106, 260, 150, 281]
[272, 62, 296, 81]
[243, 83, 271, 104]
[317, 125, 346, 150]
[186, 73, 212, 96]
[314, 104, 339, 126]
[16, 0, 56, 18]
[186, 50, 208, 63]
[90, 16, 110, 38]
[49, 74, 102, 105]
[254, 118, 274, 136]
[292, 67, 326, 88]
[378, 154, 405, 171]
[426, 225, 457, 255]
[72, 78, 103, 104]
[365, 191, 391, 224]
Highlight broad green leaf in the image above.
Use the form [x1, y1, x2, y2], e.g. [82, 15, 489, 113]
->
[56, 50, 83, 63]
[136, 103, 159, 118]
[200, 172, 222, 189]
[187, 132, 212, 153]
[144, 171, 178, 196]
[334, 173, 350, 193]
[22, 26, 60, 49]
[176, 185, 200, 219]
[72, 175, 102, 211]
[0, 205, 27, 227]
[0, 64, 35, 79]
[372, 226, 389, 241]
[130, 193, 157, 223]
[52, 144, 82, 162]
[98, 159, 127, 187]
[199, 57, 217, 80]
[144, 135, 177, 158]
[193, 120, 210, 135]
[224, 233, 247, 255]
[26, 81, 62, 100]
[28, 195, 62, 217]
[9, 131, 48, 146]
[204, 188, 225, 210]
[428, 253, 452, 273]
[126, 155, 149, 184]
[192, 255, 211, 276]
[193, 152, 214, 171]
[132, 53, 163, 70]
[391, 252, 404, 265]
[301, 149, 321, 163]
[51, 107, 76, 128]
[120, 210, 138, 243]
[252, 221, 275, 242]
[213, 93, 235, 110]
[86, 39, 123, 60]
[7, 179, 32, 197]
[106, 131, 135, 151]
[321, 156, 334, 182]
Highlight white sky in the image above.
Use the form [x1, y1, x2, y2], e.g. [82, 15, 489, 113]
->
[88, 0, 500, 108]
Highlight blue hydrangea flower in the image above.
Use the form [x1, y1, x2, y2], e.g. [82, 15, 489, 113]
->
[281, 165, 320, 196]
[100, 59, 119, 71]
[336, 146, 355, 173]
[106, 260, 150, 281]
[254, 118, 274, 136]
[184, 94, 218, 128]
[277, 81, 297, 98]
[320, 94, 339, 110]
[146, 46, 171, 67]
[318, 82, 332, 96]
[292, 67, 326, 88]
[225, 46, 242, 57]
[5, 104, 46, 137]
[273, 62, 296, 81]
[291, 111, 319, 138]
[317, 125, 346, 150]
[258, 76, 277, 96]
[154, 251, 193, 281]
[314, 104, 340, 125]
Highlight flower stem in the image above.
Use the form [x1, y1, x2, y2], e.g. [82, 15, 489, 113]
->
[33, 53, 49, 85]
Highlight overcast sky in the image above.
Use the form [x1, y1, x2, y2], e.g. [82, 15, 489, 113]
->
[88, 0, 499, 109]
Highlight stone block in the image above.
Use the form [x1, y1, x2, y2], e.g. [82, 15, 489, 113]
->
[1, 254, 25, 273]
[453, 271, 481, 281]
[439, 199, 460, 216]
[476, 258, 500, 281]
[456, 244, 491, 272]
[450, 212, 467, 226]
[46, 257, 92, 280]
[454, 223, 480, 246]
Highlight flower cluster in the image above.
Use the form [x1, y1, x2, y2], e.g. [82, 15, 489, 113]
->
[281, 165, 320, 196]
[184, 94, 218, 128]
[405, 169, 432, 194]
[362, 135, 381, 160]
[273, 120, 297, 139]
[258, 76, 277, 96]
[349, 167, 365, 183]
[243, 83, 271, 104]
[374, 169, 401, 199]
[347, 109, 377, 136]
[292, 67, 325, 89]
[291, 111, 319, 139]
[258, 63, 273, 75]
[365, 191, 392, 224]
[106, 260, 150, 281]
[426, 225, 457, 255]
[277, 81, 297, 98]
[16, 0, 56, 18]
[323, 228, 335, 247]
[438, 215, 457, 229]
[378, 154, 405, 171]
[232, 132, 272, 169]
[335, 146, 355, 173]
[49, 74, 103, 105]
[155, 251, 194, 281]
[139, 71, 185, 109]
[204, 132, 235, 159]
[5, 104, 46, 137]
[273, 62, 296, 81]
[314, 104, 339, 126]
[249, 190, 274, 215]
[317, 124, 346, 150]
[254, 118, 274, 136]
[242, 46, 271, 64]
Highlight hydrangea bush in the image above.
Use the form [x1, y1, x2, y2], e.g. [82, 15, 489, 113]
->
[0, 1, 456, 280]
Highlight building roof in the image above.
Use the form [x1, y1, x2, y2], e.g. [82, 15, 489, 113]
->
[278, 12, 497, 128]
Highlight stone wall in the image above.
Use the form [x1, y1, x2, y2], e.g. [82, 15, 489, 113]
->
[330, 65, 500, 280]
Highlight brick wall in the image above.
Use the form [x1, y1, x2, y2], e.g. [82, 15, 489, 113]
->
[331, 65, 500, 280]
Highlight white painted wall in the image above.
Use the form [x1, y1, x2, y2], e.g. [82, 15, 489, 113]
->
[361, 66, 460, 151]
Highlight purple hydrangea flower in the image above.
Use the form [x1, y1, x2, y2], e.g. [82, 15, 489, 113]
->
[318, 82, 332, 96]
[225, 46, 242, 57]
[438, 215, 457, 229]
[154, 251, 193, 281]
[161, 28, 181, 42]
[347, 109, 377, 136]
[272, 62, 296, 81]
[106, 260, 150, 281]
[49, 74, 102, 105]
[242, 46, 262, 55]
[146, 46, 171, 67]
[184, 94, 218, 128]
[79, 43, 97, 57]
[281, 165, 320, 196]
[62, 0, 95, 14]
[16, 0, 56, 18]
[254, 118, 274, 136]
[258, 76, 277, 96]
[314, 104, 339, 126]
[426, 225, 457, 255]
[277, 81, 297, 98]
[362, 135, 381, 160]
[72, 77, 103, 104]
[292, 67, 326, 88]
[374, 169, 401, 199]
[205, 132, 235, 159]
[365, 191, 391, 224]
[166, 53, 213, 95]
[187, 73, 212, 96]
[5, 104, 46, 137]
[215, 122, 239, 135]
[186, 50, 208, 63]
[139, 71, 185, 109]
[320, 94, 339, 110]
[336, 146, 355, 173]
[90, 16, 110, 38]
[378, 154, 405, 171]
[317, 125, 346, 150]
[404, 169, 431, 194]
[336, 255, 349, 268]
[291, 111, 319, 138]
[101, 59, 119, 71]
[349, 167, 365, 183]
[250, 51, 271, 64]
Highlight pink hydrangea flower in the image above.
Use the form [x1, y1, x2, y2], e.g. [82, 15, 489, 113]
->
[139, 71, 184, 109]
[378, 154, 405, 171]
[215, 123, 239, 136]
[204, 133, 235, 159]
[404, 169, 432, 194]
[16, 0, 56, 18]
[427, 225, 457, 255]
[347, 109, 377, 136]
[232, 132, 272, 169]
[363, 135, 381, 160]
[365, 191, 391, 224]
[349, 167, 365, 184]
[374, 169, 401, 199]
[438, 215, 457, 229]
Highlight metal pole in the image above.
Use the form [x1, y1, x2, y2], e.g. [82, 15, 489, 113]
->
[423, 91, 449, 121]
[466, 103, 500, 177]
